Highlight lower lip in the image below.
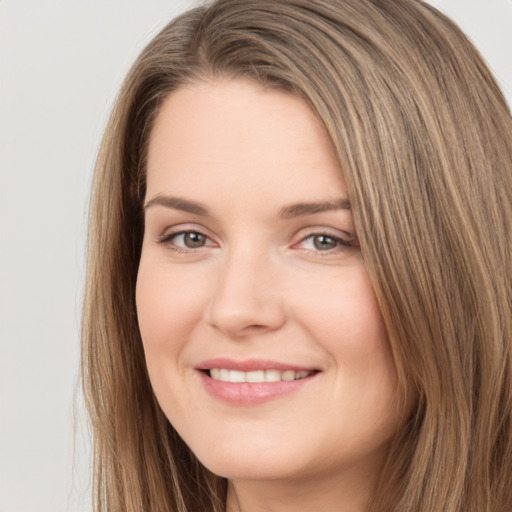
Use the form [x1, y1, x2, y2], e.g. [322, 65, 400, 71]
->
[198, 371, 318, 405]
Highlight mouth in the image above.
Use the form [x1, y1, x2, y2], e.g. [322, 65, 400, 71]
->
[196, 359, 320, 405]
[205, 368, 316, 383]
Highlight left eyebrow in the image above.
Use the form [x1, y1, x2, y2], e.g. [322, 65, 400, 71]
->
[278, 198, 351, 219]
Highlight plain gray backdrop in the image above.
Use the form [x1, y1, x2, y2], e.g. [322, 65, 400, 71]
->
[0, 1, 511, 511]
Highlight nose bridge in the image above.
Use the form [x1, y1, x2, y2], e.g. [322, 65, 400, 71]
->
[206, 239, 285, 336]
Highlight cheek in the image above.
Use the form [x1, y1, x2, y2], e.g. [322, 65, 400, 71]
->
[294, 264, 398, 407]
[135, 255, 213, 419]
[297, 264, 389, 357]
[135, 256, 206, 360]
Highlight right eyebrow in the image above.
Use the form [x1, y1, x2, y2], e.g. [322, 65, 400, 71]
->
[143, 195, 211, 216]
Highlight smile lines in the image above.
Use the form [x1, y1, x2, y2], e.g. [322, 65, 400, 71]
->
[208, 368, 316, 383]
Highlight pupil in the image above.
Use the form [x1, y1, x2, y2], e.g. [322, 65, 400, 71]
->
[314, 235, 336, 250]
[185, 232, 205, 248]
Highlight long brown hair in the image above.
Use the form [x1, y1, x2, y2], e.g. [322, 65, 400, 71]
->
[82, 1, 512, 510]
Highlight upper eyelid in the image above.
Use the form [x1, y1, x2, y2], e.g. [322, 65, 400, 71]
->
[295, 232, 356, 249]
[157, 223, 215, 239]
[295, 226, 355, 242]
[158, 229, 215, 245]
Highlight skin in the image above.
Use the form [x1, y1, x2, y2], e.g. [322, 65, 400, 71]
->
[136, 78, 406, 512]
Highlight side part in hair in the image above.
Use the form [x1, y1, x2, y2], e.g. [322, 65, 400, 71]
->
[82, 1, 512, 511]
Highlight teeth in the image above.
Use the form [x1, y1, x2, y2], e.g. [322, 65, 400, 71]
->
[282, 370, 295, 381]
[229, 370, 245, 383]
[246, 370, 265, 382]
[265, 369, 281, 382]
[208, 368, 314, 383]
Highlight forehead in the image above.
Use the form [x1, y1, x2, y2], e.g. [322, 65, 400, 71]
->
[145, 78, 346, 207]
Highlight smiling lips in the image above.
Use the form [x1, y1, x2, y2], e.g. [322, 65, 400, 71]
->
[197, 359, 319, 405]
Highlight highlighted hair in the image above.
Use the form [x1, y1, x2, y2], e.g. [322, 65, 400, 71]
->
[82, 0, 512, 510]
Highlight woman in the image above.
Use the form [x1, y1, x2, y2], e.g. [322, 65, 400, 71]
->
[81, 0, 512, 511]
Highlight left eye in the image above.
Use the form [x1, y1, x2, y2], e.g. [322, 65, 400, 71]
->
[299, 234, 347, 251]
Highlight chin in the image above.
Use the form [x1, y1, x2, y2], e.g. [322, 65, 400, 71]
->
[176, 423, 307, 480]
[197, 451, 304, 481]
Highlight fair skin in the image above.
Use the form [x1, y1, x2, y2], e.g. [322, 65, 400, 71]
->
[136, 78, 405, 512]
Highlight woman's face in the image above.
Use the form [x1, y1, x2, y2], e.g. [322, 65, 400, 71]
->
[136, 78, 404, 487]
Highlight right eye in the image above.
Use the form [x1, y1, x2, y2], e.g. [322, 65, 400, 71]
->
[159, 230, 215, 252]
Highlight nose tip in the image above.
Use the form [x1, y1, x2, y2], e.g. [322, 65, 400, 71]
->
[205, 264, 286, 338]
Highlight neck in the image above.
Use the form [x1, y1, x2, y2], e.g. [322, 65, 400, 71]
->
[225, 467, 377, 512]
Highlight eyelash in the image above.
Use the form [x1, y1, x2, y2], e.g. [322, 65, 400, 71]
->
[295, 233, 359, 254]
[157, 229, 359, 255]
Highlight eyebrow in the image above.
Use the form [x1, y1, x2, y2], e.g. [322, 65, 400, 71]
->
[144, 195, 210, 216]
[278, 198, 351, 218]
[144, 194, 351, 218]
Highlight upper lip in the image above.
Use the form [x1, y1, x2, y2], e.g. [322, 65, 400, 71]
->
[197, 358, 318, 372]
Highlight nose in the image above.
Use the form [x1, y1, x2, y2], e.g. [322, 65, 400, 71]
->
[205, 246, 286, 338]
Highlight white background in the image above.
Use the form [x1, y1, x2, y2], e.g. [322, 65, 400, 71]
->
[0, 1, 510, 511]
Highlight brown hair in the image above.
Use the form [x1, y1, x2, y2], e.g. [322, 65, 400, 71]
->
[81, 0, 512, 510]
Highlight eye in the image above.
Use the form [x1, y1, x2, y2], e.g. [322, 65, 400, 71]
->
[158, 230, 214, 251]
[178, 231, 208, 248]
[297, 233, 357, 253]
[306, 234, 339, 251]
